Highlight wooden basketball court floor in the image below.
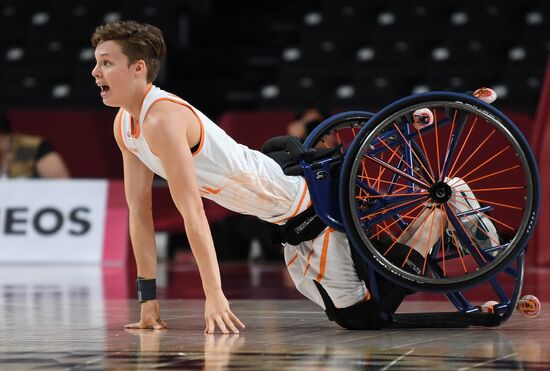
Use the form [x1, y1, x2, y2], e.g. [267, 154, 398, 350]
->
[0, 263, 549, 370]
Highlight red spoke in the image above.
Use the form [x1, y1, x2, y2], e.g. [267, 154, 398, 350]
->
[367, 155, 430, 188]
[439, 204, 446, 275]
[440, 110, 458, 182]
[376, 135, 432, 186]
[374, 151, 402, 192]
[449, 200, 500, 247]
[414, 115, 437, 183]
[434, 109, 441, 180]
[358, 157, 371, 201]
[382, 205, 429, 257]
[375, 152, 385, 192]
[447, 118, 478, 178]
[450, 129, 497, 179]
[357, 192, 428, 199]
[457, 146, 512, 183]
[335, 130, 344, 154]
[442, 210, 468, 272]
[381, 220, 397, 241]
[360, 195, 428, 220]
[458, 165, 521, 186]
[422, 205, 438, 275]
[358, 174, 419, 191]
[463, 186, 525, 193]
[446, 204, 488, 264]
[452, 194, 523, 211]
[484, 212, 516, 232]
[400, 204, 435, 271]
[392, 123, 436, 184]
[370, 202, 427, 239]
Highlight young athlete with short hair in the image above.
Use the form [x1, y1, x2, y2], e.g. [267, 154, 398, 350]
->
[91, 20, 494, 333]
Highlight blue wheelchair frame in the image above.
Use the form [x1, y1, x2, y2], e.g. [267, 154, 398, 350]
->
[299, 103, 532, 323]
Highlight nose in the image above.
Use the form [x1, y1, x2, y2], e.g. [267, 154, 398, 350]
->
[91, 64, 100, 79]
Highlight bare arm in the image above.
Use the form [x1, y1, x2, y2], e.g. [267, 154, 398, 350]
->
[123, 150, 157, 278]
[36, 152, 70, 178]
[145, 101, 244, 334]
[113, 111, 166, 330]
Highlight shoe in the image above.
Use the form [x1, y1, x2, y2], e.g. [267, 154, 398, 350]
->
[445, 177, 500, 256]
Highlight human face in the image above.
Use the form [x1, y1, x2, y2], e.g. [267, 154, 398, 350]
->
[92, 40, 141, 107]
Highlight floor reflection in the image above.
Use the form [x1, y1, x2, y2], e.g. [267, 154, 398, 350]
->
[0, 264, 548, 370]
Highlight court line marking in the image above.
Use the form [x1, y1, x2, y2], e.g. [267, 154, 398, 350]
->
[457, 352, 518, 371]
[381, 349, 414, 370]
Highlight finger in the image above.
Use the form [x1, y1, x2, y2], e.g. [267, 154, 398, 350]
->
[229, 311, 246, 329]
[159, 319, 168, 329]
[215, 316, 229, 334]
[223, 313, 239, 334]
[124, 321, 145, 329]
[205, 319, 216, 334]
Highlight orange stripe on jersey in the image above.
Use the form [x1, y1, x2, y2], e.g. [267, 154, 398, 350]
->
[286, 253, 298, 268]
[142, 97, 205, 157]
[316, 228, 334, 283]
[202, 186, 222, 194]
[116, 108, 124, 145]
[131, 83, 153, 139]
[272, 184, 308, 224]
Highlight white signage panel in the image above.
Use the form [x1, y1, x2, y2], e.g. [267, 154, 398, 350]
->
[0, 180, 108, 263]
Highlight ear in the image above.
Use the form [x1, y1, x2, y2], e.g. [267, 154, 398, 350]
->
[133, 60, 147, 77]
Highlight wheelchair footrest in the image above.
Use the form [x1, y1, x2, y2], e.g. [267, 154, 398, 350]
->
[390, 311, 502, 328]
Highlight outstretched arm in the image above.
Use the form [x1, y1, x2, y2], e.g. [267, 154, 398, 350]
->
[145, 101, 245, 334]
[113, 111, 167, 330]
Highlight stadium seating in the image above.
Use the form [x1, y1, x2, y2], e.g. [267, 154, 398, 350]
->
[0, 0, 547, 114]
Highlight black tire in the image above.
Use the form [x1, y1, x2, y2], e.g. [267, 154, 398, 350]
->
[339, 92, 540, 292]
[304, 111, 374, 150]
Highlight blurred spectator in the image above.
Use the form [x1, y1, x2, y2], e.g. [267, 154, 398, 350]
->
[286, 106, 328, 141]
[0, 112, 70, 178]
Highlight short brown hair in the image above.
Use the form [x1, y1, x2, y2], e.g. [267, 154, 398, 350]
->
[91, 20, 166, 83]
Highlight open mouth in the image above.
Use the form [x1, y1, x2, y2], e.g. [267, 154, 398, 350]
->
[99, 84, 110, 97]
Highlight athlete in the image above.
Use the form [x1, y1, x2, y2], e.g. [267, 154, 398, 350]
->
[91, 20, 496, 332]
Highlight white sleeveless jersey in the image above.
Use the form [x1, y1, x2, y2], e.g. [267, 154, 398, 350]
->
[117, 85, 309, 223]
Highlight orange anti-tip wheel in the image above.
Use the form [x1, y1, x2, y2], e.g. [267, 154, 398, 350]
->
[517, 295, 541, 318]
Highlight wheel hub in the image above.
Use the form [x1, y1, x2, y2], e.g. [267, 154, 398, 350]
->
[429, 181, 452, 204]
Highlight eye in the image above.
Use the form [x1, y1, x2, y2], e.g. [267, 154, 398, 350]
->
[102, 60, 111, 66]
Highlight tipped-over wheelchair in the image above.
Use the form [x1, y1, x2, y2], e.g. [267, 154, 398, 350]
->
[274, 89, 540, 327]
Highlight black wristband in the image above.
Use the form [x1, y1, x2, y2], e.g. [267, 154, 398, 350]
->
[136, 277, 157, 303]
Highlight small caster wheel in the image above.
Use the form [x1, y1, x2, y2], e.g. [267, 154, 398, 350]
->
[517, 295, 541, 318]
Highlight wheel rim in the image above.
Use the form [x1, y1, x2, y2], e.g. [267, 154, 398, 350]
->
[345, 100, 536, 289]
[304, 112, 373, 151]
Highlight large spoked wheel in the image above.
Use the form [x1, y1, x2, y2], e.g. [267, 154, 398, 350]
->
[340, 92, 540, 292]
[304, 111, 374, 151]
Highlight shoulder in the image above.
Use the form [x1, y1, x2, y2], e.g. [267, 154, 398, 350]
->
[113, 108, 125, 149]
[145, 99, 198, 135]
[113, 108, 124, 128]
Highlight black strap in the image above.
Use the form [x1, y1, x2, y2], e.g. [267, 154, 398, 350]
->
[136, 277, 157, 303]
[391, 311, 502, 328]
[271, 206, 327, 246]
